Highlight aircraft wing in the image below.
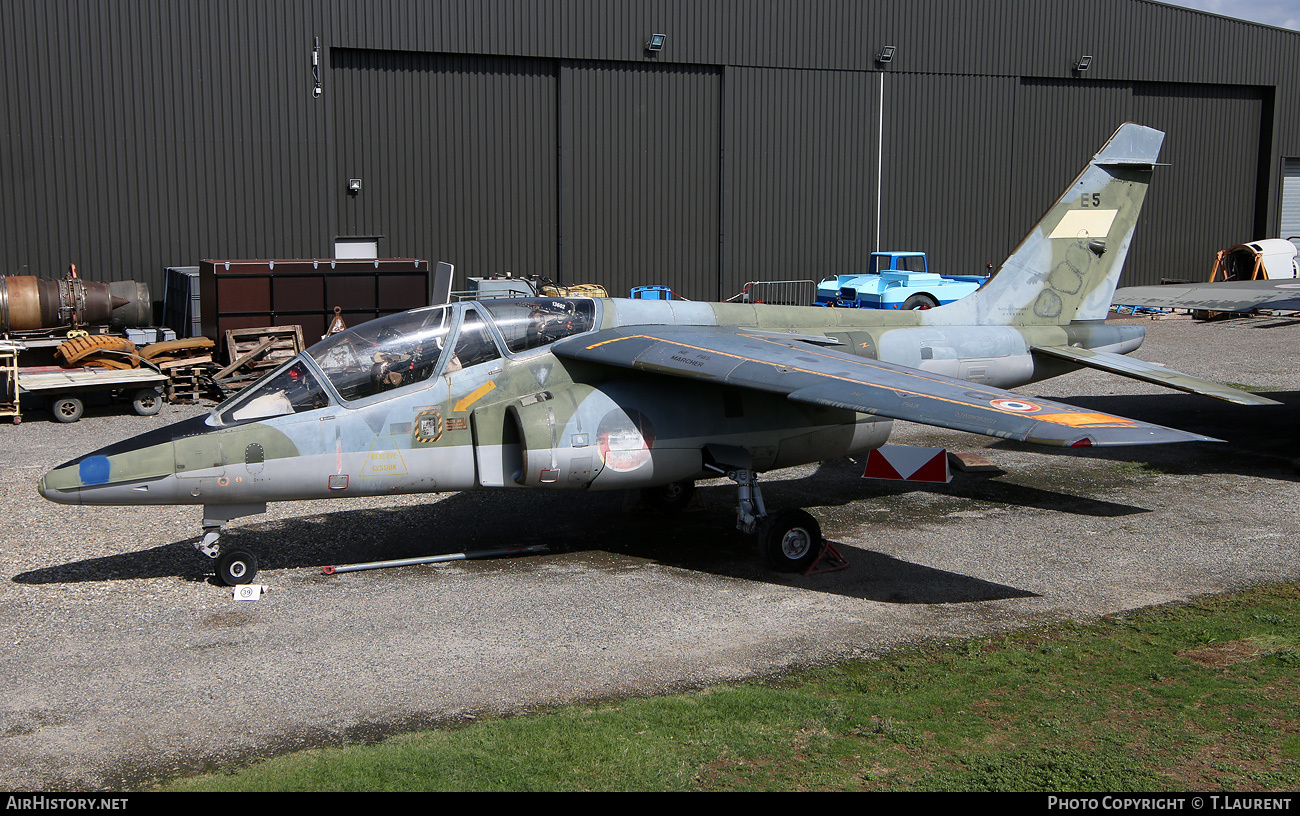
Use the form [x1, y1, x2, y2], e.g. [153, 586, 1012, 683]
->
[553, 327, 1222, 447]
[1112, 279, 1300, 313]
[1030, 345, 1280, 406]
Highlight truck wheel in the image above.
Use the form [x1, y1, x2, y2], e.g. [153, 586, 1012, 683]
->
[902, 294, 938, 310]
[131, 389, 162, 416]
[51, 397, 84, 423]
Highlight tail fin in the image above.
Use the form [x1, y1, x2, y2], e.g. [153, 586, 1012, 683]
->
[929, 123, 1164, 326]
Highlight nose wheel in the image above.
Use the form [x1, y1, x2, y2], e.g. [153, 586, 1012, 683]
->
[216, 549, 259, 586]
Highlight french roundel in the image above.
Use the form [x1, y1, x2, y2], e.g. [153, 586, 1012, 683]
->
[990, 398, 1042, 413]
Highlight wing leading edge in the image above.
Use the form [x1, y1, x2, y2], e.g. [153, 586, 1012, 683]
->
[553, 327, 1222, 448]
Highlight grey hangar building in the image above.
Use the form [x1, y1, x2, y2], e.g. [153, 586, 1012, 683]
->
[3, 0, 1300, 307]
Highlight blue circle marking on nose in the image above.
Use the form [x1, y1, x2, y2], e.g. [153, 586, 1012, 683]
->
[79, 456, 111, 486]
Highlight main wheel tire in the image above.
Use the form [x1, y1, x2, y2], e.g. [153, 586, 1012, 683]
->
[640, 479, 696, 514]
[51, 397, 84, 423]
[216, 549, 259, 586]
[901, 294, 938, 310]
[131, 389, 161, 416]
[759, 509, 822, 572]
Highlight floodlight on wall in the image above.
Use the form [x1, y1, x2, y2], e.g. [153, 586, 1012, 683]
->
[646, 33, 666, 52]
[312, 36, 323, 97]
[1075, 55, 1093, 72]
[876, 45, 896, 64]
[348, 178, 361, 194]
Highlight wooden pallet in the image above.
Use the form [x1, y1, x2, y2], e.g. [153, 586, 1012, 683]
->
[141, 337, 217, 404]
[162, 360, 208, 404]
[215, 326, 304, 391]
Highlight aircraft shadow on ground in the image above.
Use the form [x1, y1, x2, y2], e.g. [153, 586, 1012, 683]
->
[17, 459, 1142, 603]
[24, 390, 1270, 599]
[1241, 318, 1300, 329]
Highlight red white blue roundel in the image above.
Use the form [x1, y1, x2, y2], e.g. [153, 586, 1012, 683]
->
[990, 398, 1042, 413]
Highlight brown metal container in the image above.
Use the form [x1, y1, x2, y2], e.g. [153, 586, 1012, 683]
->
[199, 259, 432, 342]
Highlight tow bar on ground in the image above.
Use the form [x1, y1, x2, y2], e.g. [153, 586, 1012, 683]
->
[322, 545, 550, 575]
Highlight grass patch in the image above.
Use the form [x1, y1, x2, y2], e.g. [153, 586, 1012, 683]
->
[158, 583, 1300, 792]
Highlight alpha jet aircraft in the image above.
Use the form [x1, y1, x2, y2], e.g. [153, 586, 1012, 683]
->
[39, 123, 1276, 585]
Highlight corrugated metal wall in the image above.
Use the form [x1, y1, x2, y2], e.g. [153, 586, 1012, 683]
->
[0, 0, 330, 290]
[881, 73, 1019, 278]
[2, 0, 1299, 306]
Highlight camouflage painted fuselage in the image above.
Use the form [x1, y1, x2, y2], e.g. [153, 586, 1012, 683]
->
[37, 294, 1148, 509]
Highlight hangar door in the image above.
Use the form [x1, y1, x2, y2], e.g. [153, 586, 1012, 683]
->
[725, 67, 885, 300]
[332, 52, 721, 298]
[1283, 160, 1300, 253]
[560, 62, 722, 301]
[331, 49, 559, 285]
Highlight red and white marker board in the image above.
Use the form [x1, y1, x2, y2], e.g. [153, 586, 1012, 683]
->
[862, 445, 952, 483]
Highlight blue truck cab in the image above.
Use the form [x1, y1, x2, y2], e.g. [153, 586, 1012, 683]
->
[814, 251, 986, 310]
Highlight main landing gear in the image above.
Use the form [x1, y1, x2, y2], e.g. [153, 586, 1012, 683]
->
[703, 445, 828, 573]
[197, 503, 266, 586]
[758, 508, 823, 573]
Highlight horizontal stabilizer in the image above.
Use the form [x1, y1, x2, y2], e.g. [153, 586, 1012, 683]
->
[555, 327, 1223, 448]
[1030, 345, 1280, 406]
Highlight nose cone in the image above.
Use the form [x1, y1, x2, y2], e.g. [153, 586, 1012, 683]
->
[37, 413, 214, 506]
[38, 453, 116, 505]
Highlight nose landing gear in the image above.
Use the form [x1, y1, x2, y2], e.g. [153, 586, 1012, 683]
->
[197, 503, 267, 586]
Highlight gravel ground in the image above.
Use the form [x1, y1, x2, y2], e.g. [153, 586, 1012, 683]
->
[2, 313, 1298, 790]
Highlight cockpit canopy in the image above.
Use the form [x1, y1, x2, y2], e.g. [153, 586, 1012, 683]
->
[216, 298, 597, 423]
[480, 298, 596, 354]
[310, 305, 456, 402]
